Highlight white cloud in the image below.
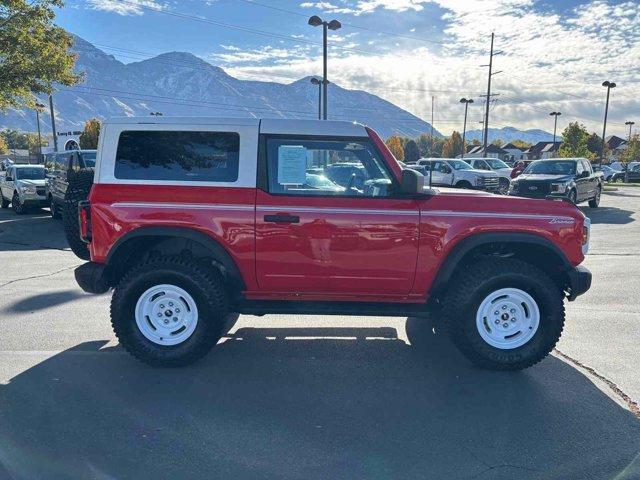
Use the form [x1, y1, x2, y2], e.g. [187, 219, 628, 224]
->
[86, 0, 166, 16]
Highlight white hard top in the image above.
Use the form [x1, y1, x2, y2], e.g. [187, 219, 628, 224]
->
[12, 164, 44, 168]
[102, 116, 368, 137]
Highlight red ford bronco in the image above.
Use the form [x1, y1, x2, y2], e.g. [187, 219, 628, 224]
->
[72, 117, 591, 370]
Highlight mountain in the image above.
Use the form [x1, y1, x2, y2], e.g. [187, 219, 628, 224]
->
[0, 36, 439, 140]
[464, 126, 554, 145]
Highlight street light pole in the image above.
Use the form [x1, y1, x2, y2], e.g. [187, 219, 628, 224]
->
[34, 102, 45, 160]
[460, 98, 474, 159]
[480, 34, 502, 157]
[310, 77, 322, 119]
[600, 80, 616, 164]
[625, 121, 635, 143]
[549, 111, 561, 144]
[309, 15, 341, 120]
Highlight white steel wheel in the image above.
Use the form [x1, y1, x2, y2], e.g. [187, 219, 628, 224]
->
[475, 288, 540, 350]
[135, 284, 199, 346]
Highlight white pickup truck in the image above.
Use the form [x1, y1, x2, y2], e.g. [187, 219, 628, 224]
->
[463, 157, 512, 194]
[417, 158, 500, 192]
[0, 164, 48, 214]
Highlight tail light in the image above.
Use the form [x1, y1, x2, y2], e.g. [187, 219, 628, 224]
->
[78, 200, 92, 243]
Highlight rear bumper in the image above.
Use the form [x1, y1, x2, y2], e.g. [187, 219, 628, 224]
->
[75, 262, 111, 294]
[566, 265, 592, 301]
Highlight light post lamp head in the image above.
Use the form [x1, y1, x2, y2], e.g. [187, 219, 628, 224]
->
[550, 111, 561, 117]
[308, 15, 323, 27]
[35, 102, 46, 110]
[327, 19, 341, 30]
[310, 77, 321, 85]
[459, 98, 474, 104]
[625, 121, 635, 126]
[602, 81, 616, 89]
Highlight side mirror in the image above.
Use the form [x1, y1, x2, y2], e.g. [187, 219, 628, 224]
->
[580, 170, 589, 178]
[400, 168, 425, 195]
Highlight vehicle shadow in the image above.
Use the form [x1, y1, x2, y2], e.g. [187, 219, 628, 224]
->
[0, 209, 68, 251]
[0, 316, 638, 480]
[580, 206, 635, 225]
[2, 290, 85, 313]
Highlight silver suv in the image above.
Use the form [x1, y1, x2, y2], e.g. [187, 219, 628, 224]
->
[417, 158, 500, 192]
[0, 164, 48, 214]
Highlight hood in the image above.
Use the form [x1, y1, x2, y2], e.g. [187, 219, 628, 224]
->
[465, 169, 499, 177]
[17, 179, 46, 187]
[434, 187, 496, 197]
[515, 173, 572, 182]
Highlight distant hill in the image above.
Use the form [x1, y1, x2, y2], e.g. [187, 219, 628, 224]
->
[464, 126, 554, 145]
[0, 36, 440, 140]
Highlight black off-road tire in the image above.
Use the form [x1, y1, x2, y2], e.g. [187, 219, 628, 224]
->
[111, 256, 229, 367]
[455, 180, 473, 189]
[588, 186, 601, 208]
[442, 258, 565, 371]
[62, 169, 94, 260]
[1, 195, 9, 209]
[50, 196, 62, 219]
[12, 192, 25, 215]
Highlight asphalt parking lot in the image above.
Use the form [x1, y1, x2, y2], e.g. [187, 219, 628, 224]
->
[0, 190, 639, 480]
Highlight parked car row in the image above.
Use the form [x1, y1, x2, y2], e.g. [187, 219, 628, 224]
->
[0, 150, 96, 217]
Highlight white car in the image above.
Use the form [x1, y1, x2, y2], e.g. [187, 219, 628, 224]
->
[0, 164, 48, 214]
[417, 158, 500, 192]
[463, 157, 512, 194]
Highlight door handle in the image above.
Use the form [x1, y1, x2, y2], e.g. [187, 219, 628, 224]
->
[264, 214, 300, 224]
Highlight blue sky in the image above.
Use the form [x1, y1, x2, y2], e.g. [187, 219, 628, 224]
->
[57, 0, 639, 136]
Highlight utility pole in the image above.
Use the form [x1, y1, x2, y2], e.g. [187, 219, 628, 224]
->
[34, 102, 46, 160]
[550, 111, 561, 144]
[600, 81, 616, 164]
[481, 33, 502, 158]
[310, 77, 322, 119]
[48, 94, 58, 152]
[479, 120, 485, 146]
[459, 98, 474, 158]
[430, 95, 435, 155]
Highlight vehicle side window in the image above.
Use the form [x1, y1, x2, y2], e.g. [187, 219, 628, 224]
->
[576, 161, 585, 175]
[265, 137, 394, 197]
[439, 162, 451, 174]
[69, 154, 80, 173]
[476, 160, 489, 170]
[5, 168, 12, 181]
[114, 131, 239, 182]
[582, 160, 592, 174]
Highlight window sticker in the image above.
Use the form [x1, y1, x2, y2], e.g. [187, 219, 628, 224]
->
[277, 145, 307, 185]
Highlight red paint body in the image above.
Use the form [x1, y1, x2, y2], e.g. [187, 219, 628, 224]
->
[87, 129, 586, 304]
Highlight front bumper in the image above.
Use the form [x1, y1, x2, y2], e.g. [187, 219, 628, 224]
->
[20, 192, 49, 207]
[566, 265, 592, 301]
[75, 262, 111, 294]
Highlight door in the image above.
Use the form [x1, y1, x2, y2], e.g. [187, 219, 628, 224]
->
[581, 160, 597, 199]
[1, 167, 13, 200]
[255, 135, 420, 298]
[575, 160, 588, 201]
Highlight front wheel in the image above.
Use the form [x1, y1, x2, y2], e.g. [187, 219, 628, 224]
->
[455, 180, 472, 189]
[567, 189, 577, 205]
[442, 258, 565, 371]
[498, 177, 510, 195]
[12, 192, 25, 215]
[0, 195, 9, 209]
[588, 187, 601, 208]
[111, 256, 229, 367]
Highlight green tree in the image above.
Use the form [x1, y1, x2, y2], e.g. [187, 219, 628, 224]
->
[80, 118, 101, 149]
[403, 139, 420, 163]
[511, 140, 532, 150]
[586, 132, 602, 159]
[0, 0, 81, 110]
[492, 139, 504, 147]
[442, 131, 464, 158]
[558, 122, 590, 158]
[385, 136, 404, 161]
[0, 135, 7, 154]
[621, 134, 640, 163]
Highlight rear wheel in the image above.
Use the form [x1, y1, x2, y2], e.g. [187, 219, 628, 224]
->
[111, 256, 229, 367]
[567, 189, 577, 204]
[455, 180, 472, 189]
[1, 195, 9, 209]
[588, 186, 601, 208]
[50, 196, 61, 219]
[442, 258, 565, 371]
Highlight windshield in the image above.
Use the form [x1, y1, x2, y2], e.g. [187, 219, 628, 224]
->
[486, 159, 509, 169]
[15, 167, 45, 180]
[447, 160, 472, 170]
[80, 152, 96, 167]
[524, 160, 576, 175]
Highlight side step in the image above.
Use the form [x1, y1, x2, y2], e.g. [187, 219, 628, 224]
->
[235, 300, 430, 317]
